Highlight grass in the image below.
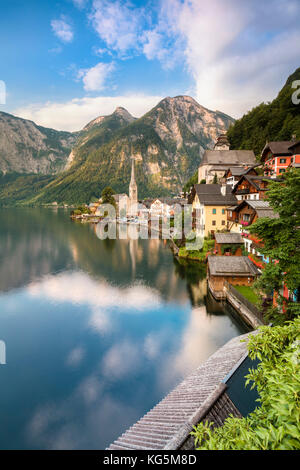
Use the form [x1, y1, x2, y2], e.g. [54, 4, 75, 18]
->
[178, 239, 214, 262]
[233, 285, 260, 305]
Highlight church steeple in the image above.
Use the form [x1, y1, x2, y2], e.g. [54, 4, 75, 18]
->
[129, 156, 138, 215]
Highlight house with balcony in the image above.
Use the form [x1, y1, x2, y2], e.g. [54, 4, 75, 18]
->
[231, 174, 274, 201]
[261, 140, 300, 177]
[227, 200, 278, 233]
[224, 165, 259, 188]
[189, 184, 237, 238]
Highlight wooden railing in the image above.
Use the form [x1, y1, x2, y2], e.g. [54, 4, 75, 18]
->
[224, 281, 264, 323]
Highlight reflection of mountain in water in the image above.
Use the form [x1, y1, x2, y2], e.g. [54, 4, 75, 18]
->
[0, 209, 189, 304]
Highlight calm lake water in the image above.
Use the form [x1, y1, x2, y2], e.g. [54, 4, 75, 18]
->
[0, 208, 248, 449]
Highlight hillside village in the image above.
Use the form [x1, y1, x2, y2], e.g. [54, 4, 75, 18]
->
[73, 131, 299, 326]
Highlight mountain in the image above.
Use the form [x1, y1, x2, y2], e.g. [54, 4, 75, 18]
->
[227, 67, 300, 156]
[23, 96, 233, 205]
[0, 111, 78, 175]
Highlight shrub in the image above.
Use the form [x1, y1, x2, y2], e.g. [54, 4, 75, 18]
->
[192, 319, 300, 450]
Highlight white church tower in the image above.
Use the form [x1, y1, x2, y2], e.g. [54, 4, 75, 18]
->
[129, 157, 138, 216]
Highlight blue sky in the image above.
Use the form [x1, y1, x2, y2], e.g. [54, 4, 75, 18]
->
[0, 0, 300, 130]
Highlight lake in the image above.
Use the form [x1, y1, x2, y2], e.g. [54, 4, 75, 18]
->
[0, 208, 248, 449]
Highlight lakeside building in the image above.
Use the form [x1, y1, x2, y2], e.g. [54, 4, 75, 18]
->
[207, 256, 259, 299]
[261, 139, 300, 177]
[189, 184, 237, 237]
[214, 232, 243, 256]
[198, 134, 256, 184]
[227, 200, 278, 235]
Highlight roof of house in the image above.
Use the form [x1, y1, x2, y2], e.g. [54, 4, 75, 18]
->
[256, 208, 279, 219]
[288, 140, 300, 151]
[215, 233, 243, 244]
[194, 184, 237, 206]
[225, 164, 260, 178]
[107, 332, 254, 450]
[261, 141, 295, 160]
[201, 150, 256, 166]
[232, 175, 272, 193]
[233, 200, 279, 219]
[208, 256, 259, 276]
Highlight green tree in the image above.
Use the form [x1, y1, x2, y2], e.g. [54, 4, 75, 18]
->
[212, 173, 218, 184]
[101, 186, 116, 207]
[192, 319, 300, 450]
[249, 168, 300, 324]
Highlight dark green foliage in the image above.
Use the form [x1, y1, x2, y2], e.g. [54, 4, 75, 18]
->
[183, 170, 198, 193]
[192, 319, 300, 450]
[101, 186, 116, 207]
[249, 168, 300, 324]
[227, 67, 300, 156]
[0, 172, 54, 206]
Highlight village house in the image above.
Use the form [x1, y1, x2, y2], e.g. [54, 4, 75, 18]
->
[207, 256, 259, 299]
[227, 199, 278, 234]
[224, 165, 259, 188]
[214, 232, 244, 256]
[149, 197, 187, 218]
[231, 174, 275, 201]
[189, 184, 237, 238]
[198, 134, 256, 184]
[261, 139, 300, 177]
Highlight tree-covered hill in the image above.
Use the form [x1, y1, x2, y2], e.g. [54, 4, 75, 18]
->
[227, 67, 300, 156]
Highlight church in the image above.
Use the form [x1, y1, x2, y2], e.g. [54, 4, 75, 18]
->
[198, 134, 256, 183]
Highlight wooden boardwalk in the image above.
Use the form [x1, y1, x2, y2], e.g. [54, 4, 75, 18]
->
[107, 331, 252, 450]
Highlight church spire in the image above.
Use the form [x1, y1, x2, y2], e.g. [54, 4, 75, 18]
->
[130, 156, 136, 186]
[129, 156, 138, 215]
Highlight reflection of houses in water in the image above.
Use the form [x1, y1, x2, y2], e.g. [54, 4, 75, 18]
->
[189, 279, 207, 306]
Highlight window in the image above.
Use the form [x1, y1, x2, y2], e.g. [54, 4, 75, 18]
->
[212, 220, 216, 226]
[279, 169, 286, 173]
[212, 208, 216, 214]
[280, 158, 286, 164]
[222, 209, 225, 214]
[222, 220, 226, 225]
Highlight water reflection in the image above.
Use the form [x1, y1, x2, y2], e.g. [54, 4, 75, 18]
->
[0, 209, 248, 449]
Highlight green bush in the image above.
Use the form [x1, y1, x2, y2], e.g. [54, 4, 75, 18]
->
[192, 319, 300, 450]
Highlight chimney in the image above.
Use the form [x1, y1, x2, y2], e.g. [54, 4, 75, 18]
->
[221, 184, 226, 196]
[292, 133, 297, 142]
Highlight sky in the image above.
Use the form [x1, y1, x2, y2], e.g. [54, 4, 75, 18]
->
[0, 0, 299, 131]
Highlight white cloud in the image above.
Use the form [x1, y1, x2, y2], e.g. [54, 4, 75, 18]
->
[158, 0, 300, 117]
[13, 94, 163, 131]
[77, 62, 115, 92]
[51, 16, 74, 43]
[66, 347, 85, 367]
[90, 0, 146, 55]
[73, 0, 87, 9]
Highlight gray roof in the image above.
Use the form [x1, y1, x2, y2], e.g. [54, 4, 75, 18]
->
[256, 209, 279, 219]
[215, 233, 243, 244]
[194, 184, 237, 206]
[107, 332, 252, 450]
[201, 150, 256, 166]
[227, 167, 248, 176]
[243, 200, 270, 209]
[208, 256, 259, 276]
[262, 141, 294, 158]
